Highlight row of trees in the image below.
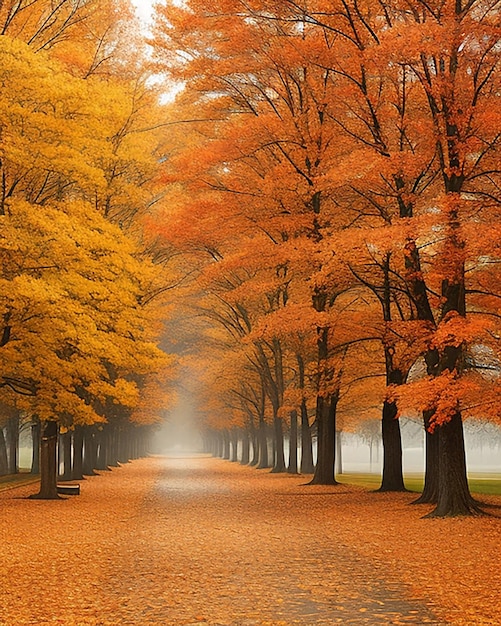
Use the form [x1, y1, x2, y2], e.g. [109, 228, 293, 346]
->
[0, 1, 175, 497]
[148, 0, 501, 517]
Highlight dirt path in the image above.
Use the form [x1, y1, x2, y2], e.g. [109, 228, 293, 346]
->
[1, 454, 500, 625]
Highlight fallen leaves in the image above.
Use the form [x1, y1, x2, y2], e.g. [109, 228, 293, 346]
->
[0, 455, 500, 625]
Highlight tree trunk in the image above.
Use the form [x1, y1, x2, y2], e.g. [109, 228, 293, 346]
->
[240, 429, 250, 465]
[310, 292, 338, 485]
[6, 414, 19, 474]
[288, 410, 298, 474]
[427, 264, 476, 516]
[377, 260, 406, 492]
[230, 429, 238, 462]
[59, 430, 73, 480]
[249, 425, 259, 466]
[215, 431, 224, 457]
[95, 428, 109, 470]
[271, 415, 286, 473]
[72, 426, 84, 480]
[107, 426, 120, 467]
[300, 399, 314, 474]
[399, 246, 441, 503]
[257, 415, 269, 469]
[426, 411, 482, 517]
[83, 427, 98, 475]
[30, 421, 60, 500]
[310, 394, 338, 485]
[118, 428, 131, 464]
[0, 428, 8, 475]
[271, 428, 276, 466]
[378, 399, 406, 491]
[412, 411, 439, 504]
[222, 429, 230, 459]
[132, 431, 140, 460]
[30, 421, 41, 474]
[335, 431, 342, 475]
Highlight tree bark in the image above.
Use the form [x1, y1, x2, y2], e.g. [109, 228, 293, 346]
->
[118, 428, 131, 464]
[222, 429, 230, 459]
[30, 421, 60, 500]
[0, 428, 8, 475]
[335, 431, 342, 475]
[83, 427, 98, 475]
[378, 398, 405, 491]
[377, 257, 406, 492]
[257, 415, 269, 468]
[427, 235, 478, 516]
[310, 394, 338, 485]
[288, 410, 298, 474]
[215, 431, 223, 457]
[300, 399, 314, 474]
[240, 429, 250, 465]
[249, 424, 259, 466]
[95, 428, 111, 471]
[271, 427, 276, 467]
[310, 288, 339, 485]
[30, 420, 41, 474]
[412, 411, 439, 504]
[59, 430, 73, 480]
[271, 415, 286, 473]
[378, 346, 406, 492]
[6, 414, 19, 474]
[72, 426, 84, 480]
[107, 426, 120, 467]
[230, 429, 238, 462]
[426, 411, 482, 517]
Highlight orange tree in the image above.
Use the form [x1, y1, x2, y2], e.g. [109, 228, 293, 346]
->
[149, 0, 500, 512]
[292, 0, 501, 513]
[150, 0, 366, 483]
[212, 0, 500, 512]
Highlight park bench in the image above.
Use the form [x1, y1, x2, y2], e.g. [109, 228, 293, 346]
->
[56, 483, 80, 495]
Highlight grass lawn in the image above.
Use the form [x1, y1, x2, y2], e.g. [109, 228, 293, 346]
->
[3, 468, 501, 496]
[338, 472, 501, 495]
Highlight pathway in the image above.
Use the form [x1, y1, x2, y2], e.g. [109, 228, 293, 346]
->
[0, 454, 451, 625]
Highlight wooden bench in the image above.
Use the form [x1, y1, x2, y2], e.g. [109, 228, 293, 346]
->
[57, 484, 80, 495]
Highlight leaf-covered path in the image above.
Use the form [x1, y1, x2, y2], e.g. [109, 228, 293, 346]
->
[1, 455, 500, 625]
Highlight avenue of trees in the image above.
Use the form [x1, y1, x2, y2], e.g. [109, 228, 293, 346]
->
[149, 0, 501, 517]
[1, 0, 500, 518]
[0, 0, 175, 497]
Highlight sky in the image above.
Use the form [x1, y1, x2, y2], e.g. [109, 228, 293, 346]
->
[130, 0, 155, 24]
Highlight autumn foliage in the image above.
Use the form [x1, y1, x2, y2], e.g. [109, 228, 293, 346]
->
[0, 0, 175, 494]
[0, 0, 499, 515]
[148, 0, 501, 516]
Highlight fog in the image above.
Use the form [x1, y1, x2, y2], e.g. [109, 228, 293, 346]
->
[149, 396, 203, 454]
[146, 414, 501, 474]
[130, 0, 154, 24]
[17, 414, 500, 474]
[147, 414, 500, 475]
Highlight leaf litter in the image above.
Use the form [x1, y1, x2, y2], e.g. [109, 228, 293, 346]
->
[0, 455, 499, 625]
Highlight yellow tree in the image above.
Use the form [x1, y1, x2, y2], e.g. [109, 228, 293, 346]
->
[0, 17, 175, 495]
[1, 195, 172, 496]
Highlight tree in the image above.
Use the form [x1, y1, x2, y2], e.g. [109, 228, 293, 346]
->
[148, 0, 501, 515]
[1, 12, 175, 496]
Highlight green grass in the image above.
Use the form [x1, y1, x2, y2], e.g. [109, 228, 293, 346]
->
[2, 470, 501, 496]
[338, 472, 501, 495]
